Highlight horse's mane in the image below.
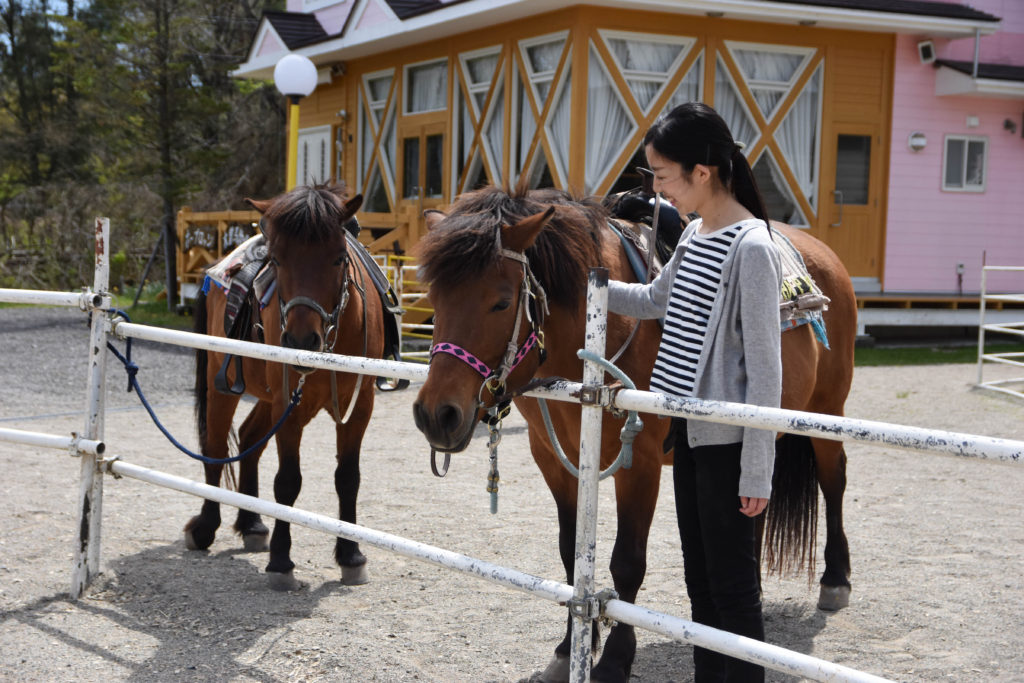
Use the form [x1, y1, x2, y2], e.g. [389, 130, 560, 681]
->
[264, 183, 350, 245]
[416, 185, 607, 309]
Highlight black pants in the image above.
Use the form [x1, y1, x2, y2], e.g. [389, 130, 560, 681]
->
[673, 419, 765, 682]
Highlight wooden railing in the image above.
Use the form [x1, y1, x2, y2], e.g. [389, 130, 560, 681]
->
[175, 207, 261, 303]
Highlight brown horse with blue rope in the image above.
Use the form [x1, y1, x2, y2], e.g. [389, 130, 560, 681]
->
[411, 185, 856, 682]
[186, 183, 387, 591]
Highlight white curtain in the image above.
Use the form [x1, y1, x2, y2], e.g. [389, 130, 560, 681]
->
[382, 102, 396, 191]
[754, 151, 804, 225]
[605, 37, 685, 113]
[665, 54, 703, 112]
[732, 48, 804, 118]
[714, 56, 757, 151]
[516, 73, 537, 182]
[586, 45, 635, 194]
[526, 38, 565, 103]
[485, 85, 505, 184]
[359, 96, 374, 187]
[407, 61, 447, 113]
[548, 70, 573, 186]
[778, 64, 821, 208]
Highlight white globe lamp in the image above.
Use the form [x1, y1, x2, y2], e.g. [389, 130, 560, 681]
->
[274, 54, 318, 190]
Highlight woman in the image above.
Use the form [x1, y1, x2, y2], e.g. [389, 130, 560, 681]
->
[608, 102, 781, 681]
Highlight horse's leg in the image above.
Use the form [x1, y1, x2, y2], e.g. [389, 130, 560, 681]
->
[811, 437, 851, 610]
[591, 453, 662, 683]
[232, 400, 273, 551]
[184, 392, 241, 551]
[266, 421, 305, 591]
[332, 391, 374, 586]
[521, 426, 579, 683]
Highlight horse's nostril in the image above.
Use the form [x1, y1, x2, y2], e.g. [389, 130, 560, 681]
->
[281, 330, 322, 351]
[437, 403, 463, 433]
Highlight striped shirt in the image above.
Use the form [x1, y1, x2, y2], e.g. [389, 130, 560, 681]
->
[649, 222, 751, 397]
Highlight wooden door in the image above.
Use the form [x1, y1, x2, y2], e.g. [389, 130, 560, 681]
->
[397, 120, 446, 246]
[820, 123, 884, 281]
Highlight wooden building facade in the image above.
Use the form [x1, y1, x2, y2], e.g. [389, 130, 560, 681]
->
[234, 0, 1006, 296]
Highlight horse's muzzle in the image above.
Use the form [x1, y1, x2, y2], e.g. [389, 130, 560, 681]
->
[412, 399, 476, 453]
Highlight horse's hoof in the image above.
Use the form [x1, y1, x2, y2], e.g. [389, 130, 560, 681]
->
[183, 528, 213, 551]
[267, 570, 307, 592]
[242, 532, 269, 553]
[341, 563, 369, 586]
[539, 654, 570, 683]
[818, 584, 851, 611]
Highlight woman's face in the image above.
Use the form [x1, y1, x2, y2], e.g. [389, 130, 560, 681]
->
[645, 143, 704, 214]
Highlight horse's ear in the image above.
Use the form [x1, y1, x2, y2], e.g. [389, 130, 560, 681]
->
[502, 206, 555, 252]
[424, 209, 447, 231]
[245, 198, 272, 214]
[343, 194, 363, 216]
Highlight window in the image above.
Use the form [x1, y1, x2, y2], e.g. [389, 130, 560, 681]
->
[943, 135, 987, 192]
[296, 126, 331, 187]
[404, 59, 448, 114]
[358, 70, 396, 213]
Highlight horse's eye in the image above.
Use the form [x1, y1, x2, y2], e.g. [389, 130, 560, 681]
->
[491, 300, 511, 313]
[270, 256, 280, 267]
[334, 254, 346, 266]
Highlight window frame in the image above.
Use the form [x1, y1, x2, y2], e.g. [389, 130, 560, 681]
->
[402, 57, 449, 115]
[941, 134, 988, 193]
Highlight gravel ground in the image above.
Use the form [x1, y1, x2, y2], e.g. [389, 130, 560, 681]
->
[1, 305, 1023, 682]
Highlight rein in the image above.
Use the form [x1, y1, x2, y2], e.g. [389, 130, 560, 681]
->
[278, 254, 368, 425]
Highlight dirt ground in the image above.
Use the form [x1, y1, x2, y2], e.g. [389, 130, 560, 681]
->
[1, 307, 1023, 682]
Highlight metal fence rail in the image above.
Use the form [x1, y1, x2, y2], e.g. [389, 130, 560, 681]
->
[977, 265, 1024, 400]
[9, 219, 1024, 681]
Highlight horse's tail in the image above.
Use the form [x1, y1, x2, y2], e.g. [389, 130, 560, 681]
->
[194, 290, 209, 449]
[764, 433, 818, 579]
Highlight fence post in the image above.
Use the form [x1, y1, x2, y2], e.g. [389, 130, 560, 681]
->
[570, 267, 609, 682]
[71, 217, 110, 598]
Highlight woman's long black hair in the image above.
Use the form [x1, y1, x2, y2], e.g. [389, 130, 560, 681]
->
[643, 102, 768, 222]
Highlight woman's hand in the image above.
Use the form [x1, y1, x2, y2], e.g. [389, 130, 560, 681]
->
[739, 496, 768, 517]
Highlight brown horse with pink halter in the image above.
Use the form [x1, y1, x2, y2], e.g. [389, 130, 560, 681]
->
[412, 184, 857, 682]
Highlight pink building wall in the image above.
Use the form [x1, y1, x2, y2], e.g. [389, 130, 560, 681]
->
[885, 2, 1024, 294]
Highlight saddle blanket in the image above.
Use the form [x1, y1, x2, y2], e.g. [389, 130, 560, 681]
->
[774, 231, 831, 348]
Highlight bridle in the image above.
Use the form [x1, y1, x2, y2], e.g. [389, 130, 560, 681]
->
[276, 253, 351, 355]
[429, 227, 550, 404]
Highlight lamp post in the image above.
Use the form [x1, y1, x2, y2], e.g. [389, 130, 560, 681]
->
[274, 54, 318, 191]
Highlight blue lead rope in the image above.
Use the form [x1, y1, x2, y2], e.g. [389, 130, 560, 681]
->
[104, 309, 302, 465]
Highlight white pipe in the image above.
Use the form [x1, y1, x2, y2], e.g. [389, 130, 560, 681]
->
[0, 427, 104, 455]
[0, 287, 107, 310]
[978, 266, 988, 385]
[527, 382, 1024, 464]
[570, 268, 609, 682]
[110, 320, 429, 384]
[72, 217, 110, 598]
[112, 318, 1024, 462]
[602, 600, 891, 683]
[106, 458, 573, 604]
[103, 458, 889, 683]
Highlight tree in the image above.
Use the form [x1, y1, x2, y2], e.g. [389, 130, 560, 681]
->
[0, 0, 284, 298]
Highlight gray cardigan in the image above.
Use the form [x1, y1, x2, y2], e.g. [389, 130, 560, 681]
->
[608, 218, 782, 498]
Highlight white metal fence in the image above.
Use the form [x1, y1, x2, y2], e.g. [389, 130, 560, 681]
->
[4, 220, 1023, 681]
[976, 265, 1024, 400]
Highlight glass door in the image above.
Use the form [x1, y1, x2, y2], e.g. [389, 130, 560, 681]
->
[398, 121, 446, 241]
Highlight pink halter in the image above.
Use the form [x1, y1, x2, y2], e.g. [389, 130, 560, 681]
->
[430, 330, 541, 379]
[428, 229, 548, 395]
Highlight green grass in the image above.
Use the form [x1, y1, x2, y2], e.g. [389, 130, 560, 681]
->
[854, 342, 1024, 366]
[110, 297, 194, 331]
